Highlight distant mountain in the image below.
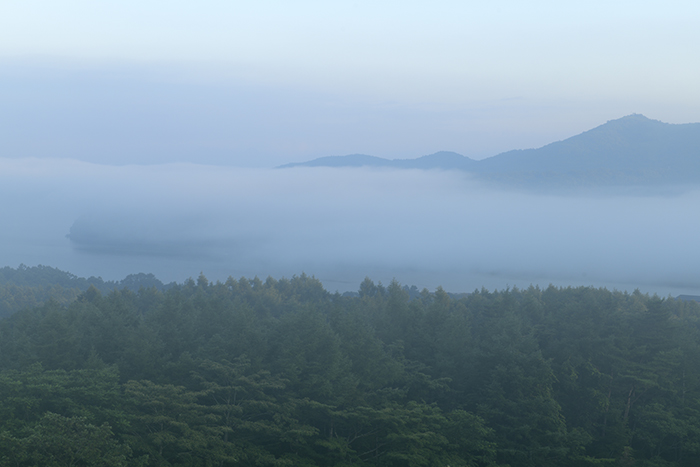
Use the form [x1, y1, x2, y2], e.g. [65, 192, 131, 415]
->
[279, 115, 700, 187]
[279, 151, 477, 170]
[279, 154, 394, 168]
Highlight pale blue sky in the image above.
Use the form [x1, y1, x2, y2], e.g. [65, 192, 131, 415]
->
[1, 1, 699, 165]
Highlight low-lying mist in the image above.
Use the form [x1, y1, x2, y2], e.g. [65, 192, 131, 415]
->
[2, 157, 699, 295]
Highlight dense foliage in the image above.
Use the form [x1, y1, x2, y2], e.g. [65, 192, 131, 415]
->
[1, 271, 700, 466]
[0, 265, 172, 317]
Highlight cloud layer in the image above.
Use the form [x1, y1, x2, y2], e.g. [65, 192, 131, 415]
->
[2, 157, 699, 295]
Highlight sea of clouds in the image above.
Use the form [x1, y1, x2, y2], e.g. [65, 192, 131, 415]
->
[2, 157, 699, 295]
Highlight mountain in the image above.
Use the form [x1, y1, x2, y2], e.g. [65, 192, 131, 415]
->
[278, 154, 395, 168]
[477, 114, 700, 185]
[279, 151, 477, 170]
[279, 115, 700, 187]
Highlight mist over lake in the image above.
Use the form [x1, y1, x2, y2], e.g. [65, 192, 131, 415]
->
[2, 156, 698, 295]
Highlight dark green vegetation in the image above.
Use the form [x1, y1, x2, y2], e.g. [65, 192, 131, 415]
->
[2, 268, 700, 466]
[281, 115, 700, 189]
[0, 265, 172, 318]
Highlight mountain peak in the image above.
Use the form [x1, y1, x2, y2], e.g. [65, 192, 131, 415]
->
[596, 113, 663, 130]
[610, 113, 652, 122]
[278, 115, 700, 187]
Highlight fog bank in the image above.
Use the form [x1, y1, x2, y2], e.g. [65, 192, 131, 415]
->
[2, 157, 699, 295]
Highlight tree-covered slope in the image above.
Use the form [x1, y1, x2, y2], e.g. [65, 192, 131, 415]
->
[0, 265, 174, 317]
[1, 272, 700, 466]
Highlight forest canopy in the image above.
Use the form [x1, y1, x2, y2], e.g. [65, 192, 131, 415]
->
[1, 267, 699, 466]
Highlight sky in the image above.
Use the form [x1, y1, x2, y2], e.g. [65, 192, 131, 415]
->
[1, 1, 699, 166]
[2, 1, 700, 295]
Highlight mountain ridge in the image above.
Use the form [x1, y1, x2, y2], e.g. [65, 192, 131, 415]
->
[278, 150, 476, 170]
[279, 115, 700, 187]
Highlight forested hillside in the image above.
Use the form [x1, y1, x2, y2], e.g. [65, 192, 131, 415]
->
[0, 265, 172, 318]
[1, 273, 699, 466]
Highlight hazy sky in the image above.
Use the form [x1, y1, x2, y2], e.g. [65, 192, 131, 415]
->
[2, 1, 699, 166]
